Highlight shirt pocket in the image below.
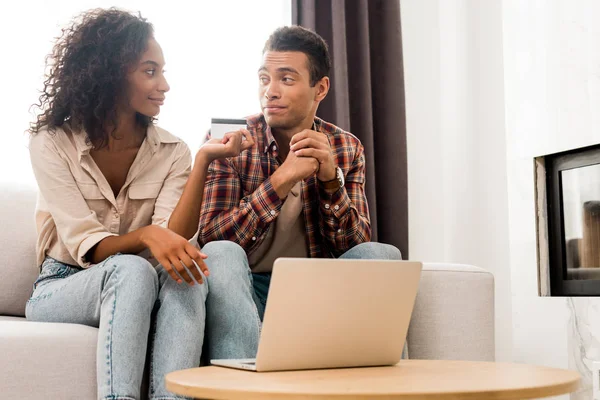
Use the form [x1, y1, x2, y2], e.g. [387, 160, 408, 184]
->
[77, 181, 107, 220]
[77, 182, 104, 200]
[128, 181, 163, 200]
[127, 181, 164, 225]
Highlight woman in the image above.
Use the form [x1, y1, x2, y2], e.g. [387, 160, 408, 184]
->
[26, 8, 252, 400]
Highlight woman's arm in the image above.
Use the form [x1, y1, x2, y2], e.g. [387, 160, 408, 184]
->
[167, 130, 253, 239]
[86, 226, 148, 264]
[88, 224, 207, 284]
[94, 130, 252, 284]
[31, 133, 203, 285]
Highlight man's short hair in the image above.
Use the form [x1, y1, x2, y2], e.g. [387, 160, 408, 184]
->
[263, 26, 332, 87]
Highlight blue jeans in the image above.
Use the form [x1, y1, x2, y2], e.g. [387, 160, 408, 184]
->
[26, 254, 208, 400]
[202, 241, 402, 360]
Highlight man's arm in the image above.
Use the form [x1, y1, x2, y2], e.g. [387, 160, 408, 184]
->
[290, 129, 371, 257]
[167, 131, 253, 239]
[199, 149, 319, 250]
[316, 142, 371, 257]
[199, 156, 283, 250]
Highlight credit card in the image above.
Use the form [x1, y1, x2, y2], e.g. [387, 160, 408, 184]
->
[210, 118, 247, 139]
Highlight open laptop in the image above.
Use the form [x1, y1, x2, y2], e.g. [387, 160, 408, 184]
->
[211, 258, 422, 372]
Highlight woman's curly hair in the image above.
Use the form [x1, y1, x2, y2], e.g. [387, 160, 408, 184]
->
[29, 8, 154, 148]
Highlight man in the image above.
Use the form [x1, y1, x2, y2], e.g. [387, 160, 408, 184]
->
[200, 26, 401, 360]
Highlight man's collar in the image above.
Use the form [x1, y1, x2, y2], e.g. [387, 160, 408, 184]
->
[263, 123, 277, 154]
[260, 114, 321, 154]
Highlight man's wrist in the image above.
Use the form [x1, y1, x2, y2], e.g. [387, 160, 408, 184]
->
[319, 166, 344, 192]
[318, 165, 337, 182]
[271, 167, 296, 199]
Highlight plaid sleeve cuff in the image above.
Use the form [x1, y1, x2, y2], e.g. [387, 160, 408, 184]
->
[318, 185, 351, 219]
[249, 178, 283, 225]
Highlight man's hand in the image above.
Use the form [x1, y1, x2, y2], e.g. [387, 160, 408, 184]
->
[140, 225, 209, 285]
[196, 129, 254, 167]
[290, 129, 336, 182]
[271, 150, 319, 199]
[281, 149, 320, 182]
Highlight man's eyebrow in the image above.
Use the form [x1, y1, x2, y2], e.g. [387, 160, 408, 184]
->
[257, 66, 300, 75]
[276, 67, 300, 74]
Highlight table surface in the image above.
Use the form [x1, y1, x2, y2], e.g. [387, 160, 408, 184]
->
[165, 359, 581, 399]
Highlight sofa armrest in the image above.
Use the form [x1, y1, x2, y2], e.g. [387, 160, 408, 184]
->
[407, 263, 495, 361]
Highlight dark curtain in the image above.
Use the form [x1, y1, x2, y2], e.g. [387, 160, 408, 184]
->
[292, 0, 409, 258]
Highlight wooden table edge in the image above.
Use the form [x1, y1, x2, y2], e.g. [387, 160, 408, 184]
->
[165, 363, 581, 400]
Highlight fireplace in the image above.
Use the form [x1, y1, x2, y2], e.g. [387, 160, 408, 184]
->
[536, 144, 600, 296]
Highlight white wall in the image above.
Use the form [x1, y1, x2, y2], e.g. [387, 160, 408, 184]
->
[0, 1, 291, 186]
[503, 1, 600, 398]
[403, 0, 600, 398]
[401, 0, 513, 363]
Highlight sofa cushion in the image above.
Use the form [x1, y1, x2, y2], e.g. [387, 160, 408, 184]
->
[0, 317, 97, 399]
[0, 184, 39, 316]
[407, 263, 495, 361]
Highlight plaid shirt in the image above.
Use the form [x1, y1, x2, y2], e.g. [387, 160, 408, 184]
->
[199, 113, 371, 258]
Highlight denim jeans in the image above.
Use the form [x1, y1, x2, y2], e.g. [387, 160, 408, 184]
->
[202, 241, 402, 360]
[26, 254, 208, 400]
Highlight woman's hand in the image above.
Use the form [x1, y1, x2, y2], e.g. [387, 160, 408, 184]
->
[196, 129, 254, 166]
[140, 225, 209, 285]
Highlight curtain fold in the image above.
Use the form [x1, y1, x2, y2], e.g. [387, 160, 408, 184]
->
[292, 0, 409, 258]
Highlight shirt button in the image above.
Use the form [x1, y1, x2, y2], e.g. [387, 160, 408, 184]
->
[334, 205, 340, 211]
[270, 210, 276, 216]
[273, 145, 277, 151]
[252, 236, 257, 241]
[338, 229, 342, 233]
[324, 204, 330, 209]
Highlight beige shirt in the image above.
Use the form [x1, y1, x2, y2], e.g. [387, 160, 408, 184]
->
[248, 182, 309, 273]
[29, 123, 192, 268]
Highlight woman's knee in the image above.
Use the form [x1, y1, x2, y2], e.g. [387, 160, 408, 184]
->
[103, 254, 159, 300]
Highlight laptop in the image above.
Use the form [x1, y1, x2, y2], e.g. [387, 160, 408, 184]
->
[210, 258, 422, 372]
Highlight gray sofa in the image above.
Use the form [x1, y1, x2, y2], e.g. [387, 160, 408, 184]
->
[0, 184, 495, 399]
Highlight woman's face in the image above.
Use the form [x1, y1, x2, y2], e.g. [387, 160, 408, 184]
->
[125, 38, 170, 117]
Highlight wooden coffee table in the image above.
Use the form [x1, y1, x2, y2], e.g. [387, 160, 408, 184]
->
[165, 359, 580, 399]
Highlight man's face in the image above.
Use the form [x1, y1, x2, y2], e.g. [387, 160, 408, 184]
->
[258, 51, 324, 131]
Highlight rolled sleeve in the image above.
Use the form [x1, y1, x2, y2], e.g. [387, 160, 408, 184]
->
[78, 232, 118, 266]
[30, 134, 116, 268]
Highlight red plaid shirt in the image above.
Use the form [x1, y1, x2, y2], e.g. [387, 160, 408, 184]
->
[199, 113, 371, 258]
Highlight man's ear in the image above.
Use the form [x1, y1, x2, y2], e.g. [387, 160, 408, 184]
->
[314, 76, 330, 102]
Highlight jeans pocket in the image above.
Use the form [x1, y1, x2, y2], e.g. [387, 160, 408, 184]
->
[33, 259, 78, 289]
